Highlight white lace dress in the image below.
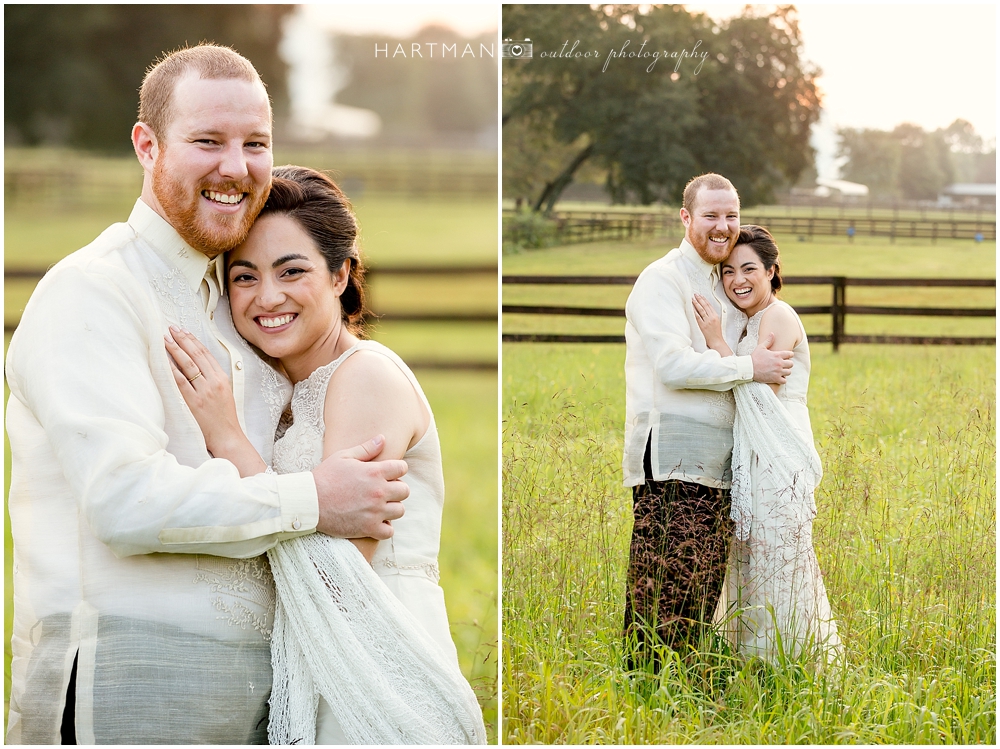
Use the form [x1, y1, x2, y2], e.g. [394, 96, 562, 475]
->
[714, 301, 842, 665]
[266, 341, 486, 744]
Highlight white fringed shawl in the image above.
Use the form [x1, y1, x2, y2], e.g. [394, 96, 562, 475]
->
[729, 381, 823, 541]
[267, 534, 486, 745]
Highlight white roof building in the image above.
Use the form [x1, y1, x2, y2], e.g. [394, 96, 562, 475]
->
[942, 183, 997, 197]
[814, 178, 870, 198]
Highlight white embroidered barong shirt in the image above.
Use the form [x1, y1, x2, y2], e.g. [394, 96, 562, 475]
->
[5, 199, 319, 744]
[623, 239, 754, 488]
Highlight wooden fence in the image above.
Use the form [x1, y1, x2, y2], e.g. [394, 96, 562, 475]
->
[6, 166, 498, 205]
[5, 263, 499, 371]
[502, 209, 997, 245]
[502, 275, 996, 350]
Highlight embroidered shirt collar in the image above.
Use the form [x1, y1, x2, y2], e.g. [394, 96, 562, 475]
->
[678, 239, 719, 280]
[128, 198, 217, 292]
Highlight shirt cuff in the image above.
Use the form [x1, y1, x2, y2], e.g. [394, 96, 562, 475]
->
[276, 471, 319, 533]
[736, 354, 754, 382]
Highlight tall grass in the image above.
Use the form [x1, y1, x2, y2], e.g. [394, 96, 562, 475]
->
[502, 343, 995, 743]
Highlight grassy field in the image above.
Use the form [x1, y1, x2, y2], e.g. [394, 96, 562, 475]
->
[4, 149, 499, 739]
[503, 342, 995, 744]
[502, 234, 995, 743]
[503, 233, 996, 340]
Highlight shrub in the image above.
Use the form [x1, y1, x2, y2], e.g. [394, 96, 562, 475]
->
[503, 210, 559, 252]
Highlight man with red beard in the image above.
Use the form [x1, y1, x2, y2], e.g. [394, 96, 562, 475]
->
[5, 44, 408, 744]
[621, 173, 794, 666]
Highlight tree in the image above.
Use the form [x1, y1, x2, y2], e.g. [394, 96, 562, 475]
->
[690, 7, 821, 205]
[837, 119, 993, 200]
[502, 4, 822, 210]
[837, 128, 900, 195]
[943, 119, 996, 184]
[894, 123, 951, 201]
[943, 118, 984, 154]
[502, 111, 602, 205]
[5, 5, 293, 152]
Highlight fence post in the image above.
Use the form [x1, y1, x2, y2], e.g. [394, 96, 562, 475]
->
[832, 276, 846, 352]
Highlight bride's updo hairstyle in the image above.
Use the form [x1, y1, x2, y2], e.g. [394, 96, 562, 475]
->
[736, 224, 782, 293]
[259, 165, 368, 333]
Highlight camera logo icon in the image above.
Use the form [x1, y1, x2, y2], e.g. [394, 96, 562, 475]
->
[502, 38, 533, 59]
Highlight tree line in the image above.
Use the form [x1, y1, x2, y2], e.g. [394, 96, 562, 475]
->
[5, 5, 293, 152]
[503, 5, 996, 212]
[502, 4, 822, 211]
[838, 120, 995, 201]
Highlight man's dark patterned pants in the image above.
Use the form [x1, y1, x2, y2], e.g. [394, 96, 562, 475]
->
[623, 456, 733, 668]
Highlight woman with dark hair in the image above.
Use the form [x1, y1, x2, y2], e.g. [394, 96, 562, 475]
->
[164, 166, 485, 744]
[691, 224, 841, 667]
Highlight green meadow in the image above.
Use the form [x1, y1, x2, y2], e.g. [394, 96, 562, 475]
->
[4, 148, 499, 739]
[502, 235, 995, 743]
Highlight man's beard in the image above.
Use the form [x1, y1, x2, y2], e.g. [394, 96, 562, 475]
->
[152, 159, 267, 256]
[691, 230, 733, 264]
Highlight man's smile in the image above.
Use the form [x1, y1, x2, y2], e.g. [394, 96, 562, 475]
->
[202, 189, 246, 206]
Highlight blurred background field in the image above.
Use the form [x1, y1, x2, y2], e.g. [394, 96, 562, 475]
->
[5, 147, 499, 368]
[4, 3, 499, 739]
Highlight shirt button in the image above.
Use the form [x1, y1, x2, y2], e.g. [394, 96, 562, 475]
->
[292, 518, 301, 530]
[209, 312, 214, 320]
[235, 361, 243, 371]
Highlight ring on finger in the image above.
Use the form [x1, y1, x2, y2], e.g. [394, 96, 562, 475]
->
[187, 371, 203, 383]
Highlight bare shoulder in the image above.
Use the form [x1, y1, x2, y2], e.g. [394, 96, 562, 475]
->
[759, 301, 802, 349]
[761, 301, 800, 328]
[320, 347, 425, 458]
[325, 348, 414, 406]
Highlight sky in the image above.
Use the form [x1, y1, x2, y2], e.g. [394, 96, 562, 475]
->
[684, 2, 997, 177]
[302, 3, 499, 39]
[283, 4, 499, 139]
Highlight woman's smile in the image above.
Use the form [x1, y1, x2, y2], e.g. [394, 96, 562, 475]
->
[730, 285, 753, 300]
[255, 312, 298, 331]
